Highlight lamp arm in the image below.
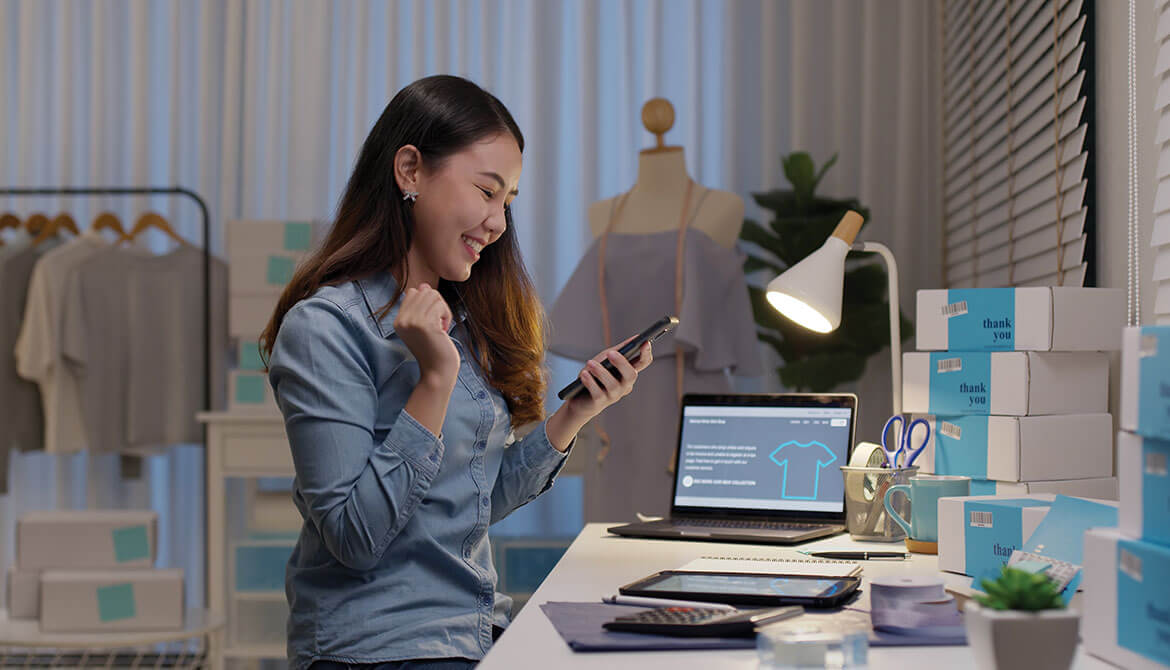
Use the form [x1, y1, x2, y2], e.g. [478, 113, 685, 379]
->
[853, 241, 902, 415]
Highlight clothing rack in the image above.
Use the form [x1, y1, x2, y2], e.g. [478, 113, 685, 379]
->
[0, 185, 213, 609]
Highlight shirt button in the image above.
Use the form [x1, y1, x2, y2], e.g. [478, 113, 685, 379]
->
[429, 453, 438, 462]
[475, 441, 485, 450]
[481, 497, 489, 507]
[476, 390, 486, 399]
[464, 547, 472, 559]
[482, 595, 492, 607]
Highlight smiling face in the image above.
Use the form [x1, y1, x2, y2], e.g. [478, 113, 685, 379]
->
[393, 133, 522, 286]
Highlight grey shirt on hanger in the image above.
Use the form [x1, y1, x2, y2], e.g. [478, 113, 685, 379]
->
[0, 236, 61, 493]
[61, 245, 228, 453]
[548, 229, 762, 522]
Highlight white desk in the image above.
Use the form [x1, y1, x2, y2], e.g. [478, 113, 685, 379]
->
[480, 523, 1116, 669]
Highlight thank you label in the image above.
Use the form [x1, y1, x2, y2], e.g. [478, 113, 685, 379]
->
[947, 288, 1016, 350]
[929, 352, 991, 414]
[1117, 538, 1170, 665]
[964, 499, 1048, 579]
[1139, 327, 1170, 440]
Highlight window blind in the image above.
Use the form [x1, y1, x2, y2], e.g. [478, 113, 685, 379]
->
[1153, 0, 1170, 321]
[941, 0, 1093, 288]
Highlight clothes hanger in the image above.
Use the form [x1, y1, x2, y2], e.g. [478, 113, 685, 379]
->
[32, 212, 80, 246]
[128, 212, 189, 247]
[24, 213, 50, 240]
[0, 212, 20, 246]
[91, 211, 130, 242]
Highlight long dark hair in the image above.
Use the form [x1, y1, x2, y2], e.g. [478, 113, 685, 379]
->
[260, 75, 548, 426]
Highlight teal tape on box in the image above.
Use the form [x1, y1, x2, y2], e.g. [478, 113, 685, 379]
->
[239, 341, 265, 371]
[283, 222, 312, 251]
[1142, 439, 1170, 546]
[1117, 538, 1170, 665]
[947, 288, 1016, 350]
[266, 255, 295, 286]
[1138, 327, 1170, 440]
[96, 583, 137, 622]
[928, 352, 992, 414]
[970, 480, 998, 495]
[235, 375, 267, 405]
[964, 499, 1049, 581]
[933, 416, 990, 477]
[112, 525, 150, 563]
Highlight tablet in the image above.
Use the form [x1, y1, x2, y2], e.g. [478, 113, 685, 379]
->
[617, 571, 860, 608]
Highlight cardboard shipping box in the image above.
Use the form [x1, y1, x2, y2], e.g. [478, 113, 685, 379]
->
[226, 220, 320, 256]
[6, 567, 39, 620]
[1083, 527, 1170, 669]
[40, 569, 184, 633]
[968, 477, 1118, 500]
[903, 351, 1109, 416]
[937, 495, 1054, 577]
[912, 414, 1112, 481]
[17, 510, 157, 571]
[1123, 325, 1170, 442]
[1119, 431, 1170, 547]
[916, 287, 1123, 352]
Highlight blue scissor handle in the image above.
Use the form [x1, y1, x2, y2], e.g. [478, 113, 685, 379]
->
[901, 418, 930, 467]
[880, 415, 906, 468]
[881, 416, 932, 468]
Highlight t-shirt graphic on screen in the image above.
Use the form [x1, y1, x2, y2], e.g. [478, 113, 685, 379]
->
[768, 440, 837, 500]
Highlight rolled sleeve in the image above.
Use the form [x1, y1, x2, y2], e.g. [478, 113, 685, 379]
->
[269, 298, 443, 571]
[489, 420, 573, 524]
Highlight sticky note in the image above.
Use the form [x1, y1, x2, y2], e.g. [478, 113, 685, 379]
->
[112, 525, 150, 563]
[266, 256, 295, 286]
[283, 222, 312, 251]
[97, 583, 137, 622]
[239, 341, 265, 371]
[235, 375, 267, 405]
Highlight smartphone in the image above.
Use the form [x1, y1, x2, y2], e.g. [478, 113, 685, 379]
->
[556, 315, 679, 401]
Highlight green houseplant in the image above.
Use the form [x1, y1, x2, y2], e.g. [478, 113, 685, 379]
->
[965, 567, 1079, 670]
[739, 152, 913, 392]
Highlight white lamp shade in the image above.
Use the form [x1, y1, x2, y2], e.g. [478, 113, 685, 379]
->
[765, 236, 849, 333]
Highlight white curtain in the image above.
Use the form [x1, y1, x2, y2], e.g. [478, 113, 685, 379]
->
[786, 0, 942, 441]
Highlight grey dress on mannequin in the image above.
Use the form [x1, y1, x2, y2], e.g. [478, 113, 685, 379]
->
[548, 226, 762, 523]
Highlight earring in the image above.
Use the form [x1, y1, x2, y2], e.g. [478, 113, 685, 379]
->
[403, 190, 419, 203]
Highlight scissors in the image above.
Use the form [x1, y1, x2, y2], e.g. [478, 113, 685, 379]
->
[880, 415, 930, 468]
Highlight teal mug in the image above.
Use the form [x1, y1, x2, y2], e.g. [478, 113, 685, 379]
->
[882, 475, 970, 544]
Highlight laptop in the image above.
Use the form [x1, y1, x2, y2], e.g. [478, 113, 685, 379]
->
[608, 393, 857, 545]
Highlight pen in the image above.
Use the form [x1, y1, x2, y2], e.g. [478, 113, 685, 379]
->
[804, 551, 908, 560]
[602, 594, 737, 611]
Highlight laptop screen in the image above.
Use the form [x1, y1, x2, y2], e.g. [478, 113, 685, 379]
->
[671, 396, 855, 515]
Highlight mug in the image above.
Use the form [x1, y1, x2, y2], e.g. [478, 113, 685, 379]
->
[882, 475, 970, 544]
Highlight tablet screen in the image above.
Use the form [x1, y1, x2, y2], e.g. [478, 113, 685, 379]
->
[639, 573, 846, 598]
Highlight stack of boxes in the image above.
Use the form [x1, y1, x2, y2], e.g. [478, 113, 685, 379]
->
[904, 287, 1122, 498]
[6, 510, 183, 632]
[226, 220, 321, 413]
[1081, 326, 1170, 668]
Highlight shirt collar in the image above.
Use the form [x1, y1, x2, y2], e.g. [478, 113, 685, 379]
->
[356, 270, 467, 339]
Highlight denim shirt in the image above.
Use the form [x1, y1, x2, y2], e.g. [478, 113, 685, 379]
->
[267, 271, 571, 668]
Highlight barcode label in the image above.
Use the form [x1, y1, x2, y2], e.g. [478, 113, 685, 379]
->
[1120, 548, 1143, 581]
[938, 358, 963, 373]
[1146, 451, 1168, 476]
[940, 422, 962, 440]
[942, 301, 968, 317]
[1141, 334, 1160, 358]
[970, 511, 993, 528]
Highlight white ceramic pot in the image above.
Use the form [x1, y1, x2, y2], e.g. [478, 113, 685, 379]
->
[963, 601, 1080, 670]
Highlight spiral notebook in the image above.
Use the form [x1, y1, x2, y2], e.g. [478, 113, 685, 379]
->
[678, 554, 862, 578]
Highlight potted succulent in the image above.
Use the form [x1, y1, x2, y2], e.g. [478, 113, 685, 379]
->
[964, 567, 1080, 670]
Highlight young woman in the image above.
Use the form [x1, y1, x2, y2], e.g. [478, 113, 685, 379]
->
[260, 75, 653, 670]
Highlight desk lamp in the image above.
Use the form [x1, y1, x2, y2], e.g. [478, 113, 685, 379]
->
[764, 210, 903, 414]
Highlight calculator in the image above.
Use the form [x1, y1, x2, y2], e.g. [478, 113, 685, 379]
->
[602, 605, 803, 637]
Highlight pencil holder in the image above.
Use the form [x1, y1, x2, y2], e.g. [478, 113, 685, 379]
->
[839, 466, 918, 542]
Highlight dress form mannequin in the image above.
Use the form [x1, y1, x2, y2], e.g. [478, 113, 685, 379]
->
[587, 99, 744, 249]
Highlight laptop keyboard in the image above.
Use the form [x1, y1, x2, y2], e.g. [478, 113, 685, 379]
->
[669, 518, 828, 531]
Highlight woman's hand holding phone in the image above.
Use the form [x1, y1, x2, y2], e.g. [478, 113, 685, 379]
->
[563, 336, 653, 419]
